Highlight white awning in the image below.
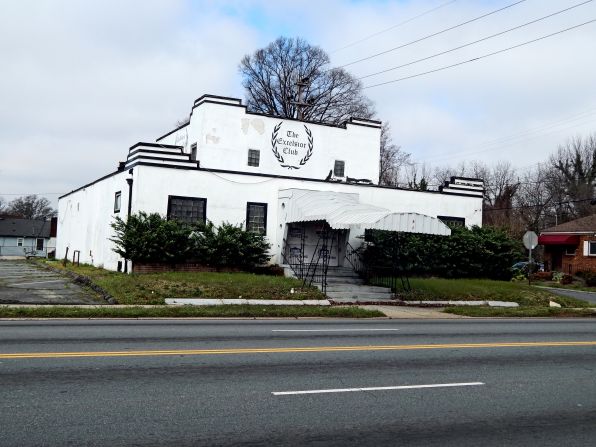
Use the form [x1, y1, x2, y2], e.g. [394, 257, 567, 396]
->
[282, 190, 451, 236]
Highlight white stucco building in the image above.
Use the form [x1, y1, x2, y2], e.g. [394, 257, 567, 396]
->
[57, 94, 483, 273]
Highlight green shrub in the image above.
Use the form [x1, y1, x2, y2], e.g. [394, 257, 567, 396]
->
[362, 225, 522, 280]
[577, 271, 596, 287]
[110, 212, 194, 263]
[192, 221, 271, 270]
[110, 214, 271, 271]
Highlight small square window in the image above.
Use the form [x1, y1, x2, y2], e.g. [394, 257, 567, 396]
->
[17, 238, 23, 247]
[246, 202, 267, 235]
[248, 149, 260, 167]
[114, 191, 122, 213]
[334, 160, 345, 177]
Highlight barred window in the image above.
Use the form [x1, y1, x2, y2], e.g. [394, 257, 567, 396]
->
[246, 202, 267, 235]
[438, 215, 465, 227]
[248, 149, 260, 167]
[334, 160, 345, 177]
[167, 196, 207, 224]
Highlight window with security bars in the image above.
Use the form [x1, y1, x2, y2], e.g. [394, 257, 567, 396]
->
[167, 196, 207, 224]
[247, 149, 260, 167]
[246, 202, 267, 235]
[334, 160, 345, 177]
[438, 215, 465, 227]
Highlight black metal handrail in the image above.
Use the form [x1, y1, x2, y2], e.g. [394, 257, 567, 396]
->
[344, 240, 411, 296]
[281, 226, 331, 294]
[345, 242, 366, 277]
[281, 238, 301, 279]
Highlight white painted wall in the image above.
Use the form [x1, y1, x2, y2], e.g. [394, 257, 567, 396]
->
[57, 170, 132, 270]
[157, 97, 381, 182]
[58, 165, 482, 271]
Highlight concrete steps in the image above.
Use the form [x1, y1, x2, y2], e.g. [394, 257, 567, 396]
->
[282, 264, 395, 302]
[323, 266, 394, 302]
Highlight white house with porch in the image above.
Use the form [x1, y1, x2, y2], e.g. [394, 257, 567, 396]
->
[57, 94, 483, 298]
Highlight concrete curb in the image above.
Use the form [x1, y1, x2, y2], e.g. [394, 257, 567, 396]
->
[403, 300, 519, 308]
[328, 299, 519, 307]
[165, 298, 331, 306]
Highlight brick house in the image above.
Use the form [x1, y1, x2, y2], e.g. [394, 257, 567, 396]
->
[539, 215, 596, 274]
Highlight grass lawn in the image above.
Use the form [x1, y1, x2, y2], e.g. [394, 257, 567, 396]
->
[0, 305, 383, 319]
[393, 277, 592, 308]
[41, 261, 325, 305]
[445, 306, 596, 318]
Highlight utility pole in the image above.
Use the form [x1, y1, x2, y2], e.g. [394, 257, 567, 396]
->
[291, 77, 312, 121]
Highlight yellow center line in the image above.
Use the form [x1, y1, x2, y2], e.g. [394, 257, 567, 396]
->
[1, 341, 595, 359]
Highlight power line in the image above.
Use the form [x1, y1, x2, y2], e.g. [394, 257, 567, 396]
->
[358, 0, 593, 81]
[418, 111, 596, 164]
[330, 0, 457, 54]
[481, 197, 594, 212]
[363, 19, 596, 89]
[337, 0, 528, 69]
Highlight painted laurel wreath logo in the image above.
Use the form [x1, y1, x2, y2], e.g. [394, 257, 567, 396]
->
[271, 121, 314, 170]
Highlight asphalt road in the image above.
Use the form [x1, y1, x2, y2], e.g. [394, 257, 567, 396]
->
[1, 319, 595, 446]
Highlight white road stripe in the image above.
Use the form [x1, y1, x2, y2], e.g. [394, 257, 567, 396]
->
[9, 280, 65, 286]
[272, 382, 485, 396]
[272, 329, 401, 332]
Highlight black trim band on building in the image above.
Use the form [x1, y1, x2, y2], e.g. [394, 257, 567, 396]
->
[60, 162, 485, 200]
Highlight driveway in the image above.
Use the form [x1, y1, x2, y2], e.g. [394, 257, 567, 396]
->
[0, 260, 106, 304]
[540, 286, 596, 305]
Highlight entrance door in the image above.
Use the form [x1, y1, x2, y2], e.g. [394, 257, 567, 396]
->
[285, 222, 339, 267]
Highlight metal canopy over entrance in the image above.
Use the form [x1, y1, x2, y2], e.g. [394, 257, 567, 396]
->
[282, 189, 451, 235]
[280, 189, 453, 296]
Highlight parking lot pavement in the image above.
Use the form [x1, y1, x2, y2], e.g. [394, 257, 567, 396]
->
[0, 260, 106, 305]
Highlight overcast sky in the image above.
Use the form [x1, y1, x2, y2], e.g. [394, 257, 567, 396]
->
[1, 0, 595, 206]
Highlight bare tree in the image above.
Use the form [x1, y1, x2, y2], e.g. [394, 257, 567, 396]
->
[239, 37, 374, 125]
[514, 165, 555, 232]
[405, 163, 431, 191]
[6, 195, 56, 220]
[548, 134, 596, 220]
[379, 122, 411, 186]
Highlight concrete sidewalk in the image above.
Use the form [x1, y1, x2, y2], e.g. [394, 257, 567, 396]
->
[357, 305, 467, 319]
[0, 303, 464, 319]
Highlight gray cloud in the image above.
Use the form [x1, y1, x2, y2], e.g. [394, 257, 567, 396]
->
[1, 0, 595, 206]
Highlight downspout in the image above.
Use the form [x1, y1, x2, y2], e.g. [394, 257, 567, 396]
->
[124, 176, 133, 273]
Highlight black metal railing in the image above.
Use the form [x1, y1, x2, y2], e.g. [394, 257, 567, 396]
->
[345, 242, 365, 276]
[282, 225, 332, 294]
[344, 241, 411, 297]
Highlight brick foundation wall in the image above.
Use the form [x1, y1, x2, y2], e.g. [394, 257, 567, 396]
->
[132, 263, 227, 274]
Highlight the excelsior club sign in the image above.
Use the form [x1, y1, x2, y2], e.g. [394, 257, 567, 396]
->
[271, 121, 314, 169]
